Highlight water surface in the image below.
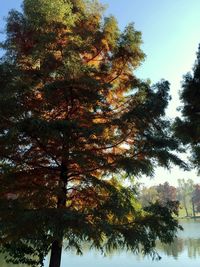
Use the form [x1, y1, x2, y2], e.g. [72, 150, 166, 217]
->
[1, 219, 200, 267]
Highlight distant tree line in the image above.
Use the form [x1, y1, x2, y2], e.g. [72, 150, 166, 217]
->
[139, 180, 200, 217]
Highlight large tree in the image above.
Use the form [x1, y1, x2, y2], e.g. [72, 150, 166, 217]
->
[0, 1, 185, 267]
[174, 45, 200, 172]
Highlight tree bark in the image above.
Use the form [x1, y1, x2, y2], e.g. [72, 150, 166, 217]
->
[192, 197, 196, 217]
[183, 197, 189, 217]
[49, 161, 68, 267]
[49, 240, 63, 267]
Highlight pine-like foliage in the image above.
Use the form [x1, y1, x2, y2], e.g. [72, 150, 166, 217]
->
[0, 1, 184, 266]
[174, 45, 200, 173]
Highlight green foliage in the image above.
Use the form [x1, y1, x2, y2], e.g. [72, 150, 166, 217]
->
[0, 188, 181, 266]
[174, 45, 200, 172]
[23, 0, 75, 27]
[177, 179, 194, 217]
[139, 186, 159, 207]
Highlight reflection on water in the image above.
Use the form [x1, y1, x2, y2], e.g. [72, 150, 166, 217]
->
[156, 237, 200, 260]
[155, 219, 200, 260]
[1, 219, 200, 267]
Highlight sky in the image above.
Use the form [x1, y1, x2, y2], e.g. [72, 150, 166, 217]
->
[0, 0, 200, 186]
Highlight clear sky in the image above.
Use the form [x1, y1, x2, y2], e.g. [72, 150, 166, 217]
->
[0, 0, 200, 186]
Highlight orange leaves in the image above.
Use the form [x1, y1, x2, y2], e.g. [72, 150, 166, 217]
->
[92, 117, 107, 124]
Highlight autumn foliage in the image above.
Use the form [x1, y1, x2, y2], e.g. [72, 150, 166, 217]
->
[0, 1, 185, 267]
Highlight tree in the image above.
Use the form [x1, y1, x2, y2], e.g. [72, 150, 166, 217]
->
[156, 182, 177, 206]
[177, 179, 194, 217]
[139, 183, 178, 209]
[193, 184, 200, 212]
[0, 1, 185, 267]
[139, 186, 159, 207]
[174, 45, 200, 172]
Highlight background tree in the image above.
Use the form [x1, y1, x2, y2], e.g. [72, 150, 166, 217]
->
[139, 186, 159, 207]
[174, 45, 200, 172]
[0, 1, 185, 267]
[177, 179, 194, 217]
[139, 182, 177, 208]
[174, 45, 200, 215]
[156, 182, 177, 206]
[193, 184, 200, 212]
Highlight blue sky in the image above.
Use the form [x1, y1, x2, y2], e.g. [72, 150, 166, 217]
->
[0, 0, 200, 186]
[102, 0, 200, 115]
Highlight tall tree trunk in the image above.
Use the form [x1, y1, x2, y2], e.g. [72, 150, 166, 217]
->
[192, 197, 196, 218]
[49, 240, 63, 267]
[49, 162, 68, 267]
[183, 197, 189, 217]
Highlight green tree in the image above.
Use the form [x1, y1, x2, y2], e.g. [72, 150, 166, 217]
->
[177, 179, 194, 217]
[139, 186, 159, 207]
[174, 45, 200, 172]
[0, 1, 185, 267]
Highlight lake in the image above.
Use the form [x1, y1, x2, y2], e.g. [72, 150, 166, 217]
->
[1, 219, 200, 267]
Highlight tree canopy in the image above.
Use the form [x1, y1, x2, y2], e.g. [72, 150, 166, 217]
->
[0, 1, 185, 267]
[174, 45, 200, 173]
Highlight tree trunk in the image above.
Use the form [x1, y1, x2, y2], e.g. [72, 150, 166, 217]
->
[183, 198, 189, 217]
[49, 240, 62, 267]
[192, 197, 196, 218]
[49, 161, 68, 267]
